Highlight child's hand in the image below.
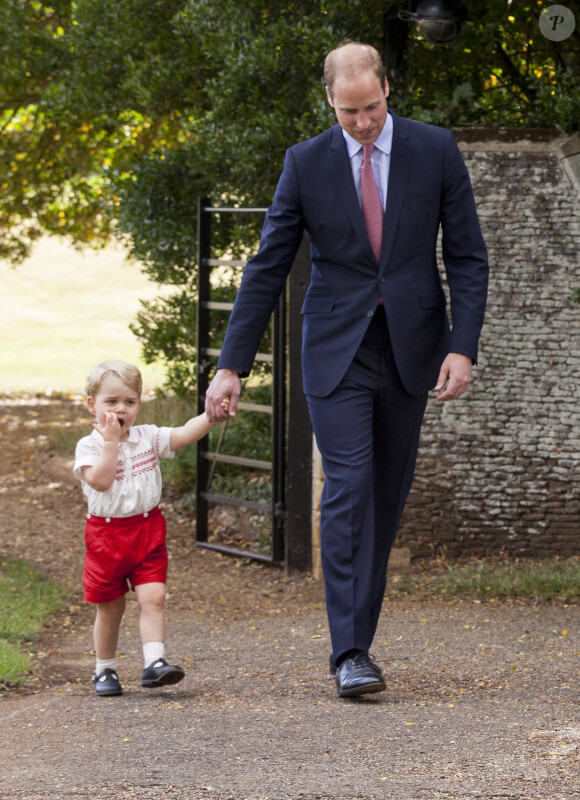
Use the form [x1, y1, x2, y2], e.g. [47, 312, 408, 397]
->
[220, 397, 231, 413]
[93, 411, 123, 443]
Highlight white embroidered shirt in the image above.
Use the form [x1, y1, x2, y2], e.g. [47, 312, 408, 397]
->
[73, 424, 174, 518]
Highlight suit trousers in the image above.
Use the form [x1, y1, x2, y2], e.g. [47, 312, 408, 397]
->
[307, 305, 428, 662]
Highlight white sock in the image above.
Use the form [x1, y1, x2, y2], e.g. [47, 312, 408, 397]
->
[96, 657, 117, 675]
[143, 641, 165, 668]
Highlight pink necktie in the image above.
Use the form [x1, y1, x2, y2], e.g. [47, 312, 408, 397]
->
[361, 144, 383, 261]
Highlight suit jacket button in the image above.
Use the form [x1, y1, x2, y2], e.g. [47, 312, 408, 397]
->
[367, 310, 373, 317]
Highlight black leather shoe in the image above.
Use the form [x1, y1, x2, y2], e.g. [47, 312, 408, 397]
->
[330, 651, 382, 677]
[92, 668, 122, 696]
[335, 652, 386, 698]
[141, 658, 185, 688]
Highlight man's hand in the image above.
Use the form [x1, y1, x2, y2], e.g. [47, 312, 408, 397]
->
[434, 353, 472, 401]
[205, 368, 241, 421]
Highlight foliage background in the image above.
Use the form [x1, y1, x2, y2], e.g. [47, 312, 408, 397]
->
[1, 0, 579, 392]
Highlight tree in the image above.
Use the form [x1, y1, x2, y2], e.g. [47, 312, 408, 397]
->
[391, 0, 580, 130]
[1, 0, 578, 391]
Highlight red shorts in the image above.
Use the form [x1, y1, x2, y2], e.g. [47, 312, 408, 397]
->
[83, 506, 168, 604]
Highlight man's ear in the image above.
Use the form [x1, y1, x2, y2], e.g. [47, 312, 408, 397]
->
[384, 78, 390, 99]
[326, 86, 334, 108]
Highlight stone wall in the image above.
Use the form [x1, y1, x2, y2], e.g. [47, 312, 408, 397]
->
[399, 128, 580, 560]
[311, 129, 580, 571]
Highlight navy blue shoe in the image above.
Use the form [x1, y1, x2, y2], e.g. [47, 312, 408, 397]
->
[92, 668, 123, 696]
[141, 658, 185, 688]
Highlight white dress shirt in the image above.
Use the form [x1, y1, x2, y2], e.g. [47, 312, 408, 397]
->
[342, 112, 393, 212]
[73, 424, 174, 518]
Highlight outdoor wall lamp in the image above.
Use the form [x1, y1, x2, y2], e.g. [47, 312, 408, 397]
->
[398, 0, 468, 43]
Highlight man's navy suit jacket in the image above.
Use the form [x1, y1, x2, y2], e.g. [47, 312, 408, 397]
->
[218, 110, 489, 398]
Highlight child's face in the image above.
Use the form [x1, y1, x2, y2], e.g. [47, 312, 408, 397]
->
[87, 374, 141, 439]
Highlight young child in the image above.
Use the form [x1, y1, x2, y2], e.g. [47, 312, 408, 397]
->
[73, 359, 228, 696]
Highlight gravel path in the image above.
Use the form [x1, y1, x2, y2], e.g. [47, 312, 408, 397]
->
[0, 400, 578, 800]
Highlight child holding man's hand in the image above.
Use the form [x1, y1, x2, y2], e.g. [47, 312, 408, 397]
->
[73, 360, 228, 696]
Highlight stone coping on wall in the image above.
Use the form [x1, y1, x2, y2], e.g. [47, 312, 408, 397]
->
[454, 127, 580, 194]
[453, 126, 561, 145]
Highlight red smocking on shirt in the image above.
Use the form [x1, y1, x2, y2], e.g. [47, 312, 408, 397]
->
[131, 450, 158, 477]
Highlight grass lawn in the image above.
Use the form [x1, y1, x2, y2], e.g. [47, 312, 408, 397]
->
[0, 560, 67, 687]
[391, 556, 580, 603]
[0, 237, 167, 394]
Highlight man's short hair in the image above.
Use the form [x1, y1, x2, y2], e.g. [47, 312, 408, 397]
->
[324, 40, 386, 97]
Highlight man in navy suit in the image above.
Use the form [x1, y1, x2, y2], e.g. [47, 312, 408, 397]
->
[206, 41, 488, 698]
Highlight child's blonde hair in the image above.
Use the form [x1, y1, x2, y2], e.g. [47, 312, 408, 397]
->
[85, 360, 143, 397]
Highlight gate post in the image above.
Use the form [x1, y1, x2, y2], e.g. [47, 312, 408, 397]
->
[285, 235, 313, 570]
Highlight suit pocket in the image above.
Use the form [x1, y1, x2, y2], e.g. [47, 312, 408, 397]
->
[301, 294, 336, 315]
[420, 290, 446, 309]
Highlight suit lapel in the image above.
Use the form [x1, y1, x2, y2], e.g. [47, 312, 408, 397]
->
[380, 112, 411, 274]
[329, 117, 413, 269]
[328, 126, 375, 259]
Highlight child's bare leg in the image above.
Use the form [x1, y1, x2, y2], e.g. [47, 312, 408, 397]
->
[134, 582, 166, 645]
[94, 595, 126, 659]
[136, 582, 184, 687]
[91, 596, 126, 694]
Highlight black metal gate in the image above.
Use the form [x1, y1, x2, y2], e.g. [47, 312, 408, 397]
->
[195, 197, 312, 569]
